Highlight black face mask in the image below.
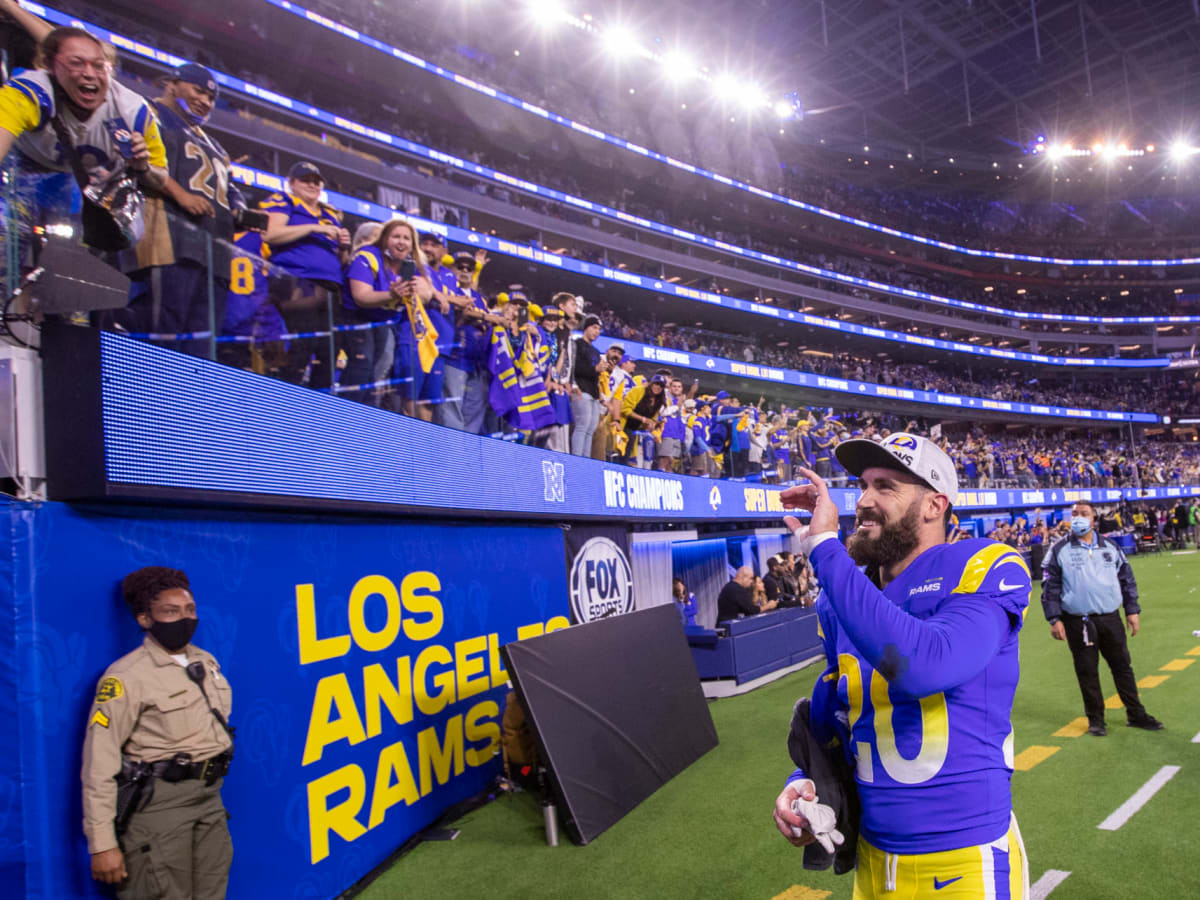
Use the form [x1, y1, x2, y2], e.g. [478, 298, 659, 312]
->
[147, 616, 198, 652]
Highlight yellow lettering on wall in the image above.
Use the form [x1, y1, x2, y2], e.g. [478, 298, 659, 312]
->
[401, 571, 443, 641]
[348, 575, 402, 653]
[487, 633, 509, 689]
[368, 740, 420, 828]
[302, 673, 367, 766]
[454, 636, 489, 702]
[545, 616, 570, 633]
[517, 623, 545, 641]
[465, 700, 501, 767]
[307, 764, 367, 864]
[413, 644, 455, 716]
[362, 658, 414, 739]
[296, 584, 350, 665]
[418, 716, 465, 797]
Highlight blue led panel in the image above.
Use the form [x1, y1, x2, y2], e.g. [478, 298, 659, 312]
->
[78, 333, 1199, 517]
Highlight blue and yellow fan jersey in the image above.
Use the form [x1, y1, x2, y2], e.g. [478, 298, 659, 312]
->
[797, 537, 1030, 855]
[221, 231, 283, 340]
[146, 98, 245, 268]
[258, 191, 343, 283]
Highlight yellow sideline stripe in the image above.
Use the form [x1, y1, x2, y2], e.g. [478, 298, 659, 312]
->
[1160, 658, 1195, 671]
[1014, 745, 1060, 771]
[1053, 718, 1090, 738]
[1186, 645, 1200, 657]
[1104, 694, 1125, 709]
[771, 886, 831, 900]
[1137, 675, 1170, 689]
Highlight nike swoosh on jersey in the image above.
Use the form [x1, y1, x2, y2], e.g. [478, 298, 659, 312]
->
[998, 578, 1025, 591]
[934, 876, 964, 890]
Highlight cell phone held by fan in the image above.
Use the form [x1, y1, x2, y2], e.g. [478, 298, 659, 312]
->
[233, 208, 270, 232]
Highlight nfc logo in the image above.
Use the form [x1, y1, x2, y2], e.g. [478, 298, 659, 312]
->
[542, 460, 565, 502]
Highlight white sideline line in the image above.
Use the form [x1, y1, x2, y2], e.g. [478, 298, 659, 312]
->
[1030, 870, 1071, 900]
[1097, 765, 1181, 831]
[1192, 730, 1200, 744]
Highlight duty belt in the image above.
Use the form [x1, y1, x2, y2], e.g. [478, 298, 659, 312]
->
[139, 750, 232, 784]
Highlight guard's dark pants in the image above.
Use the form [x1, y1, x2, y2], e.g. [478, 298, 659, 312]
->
[1061, 610, 1147, 727]
[118, 778, 231, 900]
[1029, 543, 1045, 580]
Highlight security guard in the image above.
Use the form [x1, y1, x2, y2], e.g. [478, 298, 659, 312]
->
[82, 567, 234, 899]
[1042, 500, 1163, 736]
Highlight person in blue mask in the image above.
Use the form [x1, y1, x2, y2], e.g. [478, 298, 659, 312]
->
[1041, 500, 1163, 737]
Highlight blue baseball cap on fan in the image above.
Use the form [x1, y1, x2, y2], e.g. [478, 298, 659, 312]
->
[170, 63, 219, 97]
[288, 161, 324, 181]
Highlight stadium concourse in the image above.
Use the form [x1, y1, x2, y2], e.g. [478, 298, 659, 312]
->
[2, 0, 1200, 899]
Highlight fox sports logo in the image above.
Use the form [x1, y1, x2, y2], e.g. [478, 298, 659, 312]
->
[569, 537, 634, 624]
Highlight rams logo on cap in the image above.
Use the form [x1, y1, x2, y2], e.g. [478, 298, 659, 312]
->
[887, 435, 919, 451]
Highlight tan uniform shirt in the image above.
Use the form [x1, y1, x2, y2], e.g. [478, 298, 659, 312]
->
[81, 635, 233, 854]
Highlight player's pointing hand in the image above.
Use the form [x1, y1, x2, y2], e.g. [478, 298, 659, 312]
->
[782, 467, 839, 542]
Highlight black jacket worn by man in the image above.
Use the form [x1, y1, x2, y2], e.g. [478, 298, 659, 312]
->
[716, 580, 759, 622]
[787, 697, 860, 875]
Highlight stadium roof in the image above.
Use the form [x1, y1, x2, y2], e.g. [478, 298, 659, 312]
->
[665, 0, 1200, 156]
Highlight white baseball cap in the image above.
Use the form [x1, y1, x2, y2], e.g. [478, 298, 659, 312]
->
[835, 432, 959, 500]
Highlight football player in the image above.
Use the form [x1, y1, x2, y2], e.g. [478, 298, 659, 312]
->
[775, 433, 1030, 898]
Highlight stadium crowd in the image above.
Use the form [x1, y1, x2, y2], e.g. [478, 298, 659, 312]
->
[252, 0, 1200, 259]
[2, 8, 1198, 497]
[586, 303, 1200, 417]
[19, 0, 1200, 332]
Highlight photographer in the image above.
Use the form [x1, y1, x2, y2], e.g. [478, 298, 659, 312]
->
[0, 13, 168, 246]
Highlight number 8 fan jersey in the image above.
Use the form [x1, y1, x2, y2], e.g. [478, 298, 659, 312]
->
[804, 538, 1030, 854]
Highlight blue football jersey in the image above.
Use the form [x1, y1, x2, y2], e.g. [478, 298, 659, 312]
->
[802, 537, 1030, 854]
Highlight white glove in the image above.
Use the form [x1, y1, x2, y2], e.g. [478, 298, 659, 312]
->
[790, 793, 845, 855]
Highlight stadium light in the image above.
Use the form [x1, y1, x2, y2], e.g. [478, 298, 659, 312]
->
[711, 73, 740, 103]
[526, 0, 565, 26]
[1170, 140, 1195, 162]
[600, 24, 638, 59]
[744, 84, 770, 110]
[661, 49, 697, 83]
[774, 98, 795, 119]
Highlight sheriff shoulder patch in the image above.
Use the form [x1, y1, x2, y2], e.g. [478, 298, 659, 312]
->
[95, 677, 124, 704]
[90, 709, 110, 728]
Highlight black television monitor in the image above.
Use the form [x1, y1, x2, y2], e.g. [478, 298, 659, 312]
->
[502, 604, 719, 845]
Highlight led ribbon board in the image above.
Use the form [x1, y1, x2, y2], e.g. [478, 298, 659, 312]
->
[590, 336, 1162, 424]
[40, 327, 1199, 517]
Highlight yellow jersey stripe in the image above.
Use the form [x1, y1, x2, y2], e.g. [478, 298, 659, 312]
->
[951, 544, 1030, 594]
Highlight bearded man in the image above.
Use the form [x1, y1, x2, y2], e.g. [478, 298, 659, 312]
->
[771, 433, 1033, 899]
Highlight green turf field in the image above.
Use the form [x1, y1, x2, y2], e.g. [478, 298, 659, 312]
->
[359, 551, 1200, 900]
